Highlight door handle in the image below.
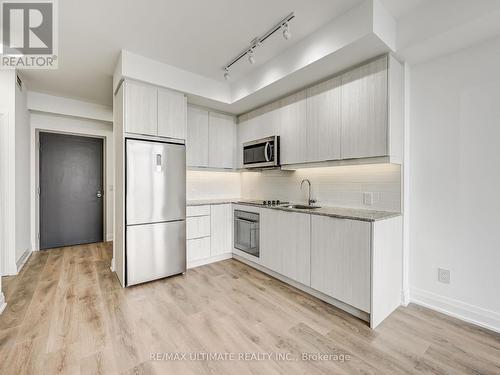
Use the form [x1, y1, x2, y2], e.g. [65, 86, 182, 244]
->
[264, 142, 271, 162]
[97, 190, 102, 198]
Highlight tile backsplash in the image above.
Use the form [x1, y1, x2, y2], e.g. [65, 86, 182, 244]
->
[187, 164, 401, 212]
[187, 170, 241, 200]
[241, 164, 401, 212]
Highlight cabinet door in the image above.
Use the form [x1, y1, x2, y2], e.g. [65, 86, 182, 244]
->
[261, 209, 311, 285]
[311, 215, 371, 313]
[279, 91, 307, 165]
[341, 56, 388, 159]
[209, 112, 235, 169]
[306, 77, 341, 162]
[210, 204, 232, 256]
[187, 237, 211, 263]
[124, 81, 157, 136]
[186, 105, 209, 167]
[158, 88, 186, 140]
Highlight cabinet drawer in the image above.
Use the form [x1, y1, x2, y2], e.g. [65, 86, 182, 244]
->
[186, 215, 210, 239]
[187, 237, 210, 263]
[187, 205, 211, 217]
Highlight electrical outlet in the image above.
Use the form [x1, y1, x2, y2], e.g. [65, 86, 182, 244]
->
[363, 192, 373, 205]
[438, 268, 450, 284]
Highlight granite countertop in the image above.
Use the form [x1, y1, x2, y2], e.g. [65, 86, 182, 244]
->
[187, 198, 240, 206]
[187, 199, 401, 222]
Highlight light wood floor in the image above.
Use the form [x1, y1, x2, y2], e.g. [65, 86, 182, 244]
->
[1, 243, 499, 374]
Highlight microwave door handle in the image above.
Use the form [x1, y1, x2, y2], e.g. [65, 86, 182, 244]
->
[264, 142, 271, 162]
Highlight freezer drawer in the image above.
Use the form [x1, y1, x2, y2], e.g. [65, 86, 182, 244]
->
[126, 139, 186, 225]
[126, 220, 186, 286]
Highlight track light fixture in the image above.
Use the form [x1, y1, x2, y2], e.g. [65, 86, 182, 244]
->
[222, 12, 294, 79]
[282, 22, 291, 40]
[248, 48, 255, 64]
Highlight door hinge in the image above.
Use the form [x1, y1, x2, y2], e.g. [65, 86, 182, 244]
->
[37, 187, 40, 196]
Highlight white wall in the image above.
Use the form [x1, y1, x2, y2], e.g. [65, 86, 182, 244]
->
[15, 82, 31, 265]
[187, 170, 241, 201]
[409, 36, 500, 332]
[30, 112, 114, 249]
[241, 164, 401, 212]
[0, 71, 22, 275]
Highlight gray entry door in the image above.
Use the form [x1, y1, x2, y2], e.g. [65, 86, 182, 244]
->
[39, 132, 104, 249]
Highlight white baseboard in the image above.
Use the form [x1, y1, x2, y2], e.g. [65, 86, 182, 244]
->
[110, 257, 115, 272]
[402, 287, 411, 307]
[187, 253, 232, 269]
[411, 287, 500, 334]
[0, 292, 6, 315]
[16, 249, 32, 273]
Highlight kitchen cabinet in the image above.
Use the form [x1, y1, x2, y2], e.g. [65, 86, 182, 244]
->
[209, 112, 235, 169]
[186, 203, 233, 268]
[236, 54, 403, 167]
[279, 91, 307, 165]
[187, 106, 236, 169]
[305, 76, 341, 162]
[158, 88, 187, 140]
[260, 209, 311, 285]
[124, 80, 157, 136]
[310, 215, 371, 313]
[210, 204, 232, 256]
[187, 105, 209, 167]
[341, 56, 388, 159]
[186, 215, 211, 239]
[187, 237, 211, 264]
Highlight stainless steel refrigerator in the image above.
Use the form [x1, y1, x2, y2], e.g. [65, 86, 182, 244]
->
[126, 138, 186, 286]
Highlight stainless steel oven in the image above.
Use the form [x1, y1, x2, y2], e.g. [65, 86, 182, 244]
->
[234, 210, 259, 258]
[243, 136, 279, 169]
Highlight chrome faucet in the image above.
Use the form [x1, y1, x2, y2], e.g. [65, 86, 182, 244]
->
[300, 179, 316, 206]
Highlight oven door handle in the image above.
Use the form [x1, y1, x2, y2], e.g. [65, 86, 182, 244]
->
[235, 217, 258, 225]
[264, 142, 271, 162]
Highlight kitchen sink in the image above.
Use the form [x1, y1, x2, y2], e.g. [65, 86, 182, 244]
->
[282, 204, 321, 210]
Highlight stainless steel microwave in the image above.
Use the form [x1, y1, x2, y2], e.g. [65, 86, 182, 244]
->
[243, 136, 280, 169]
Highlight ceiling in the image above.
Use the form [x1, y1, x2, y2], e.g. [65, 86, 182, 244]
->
[19, 0, 441, 107]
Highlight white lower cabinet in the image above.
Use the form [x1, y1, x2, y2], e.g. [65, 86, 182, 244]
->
[310, 215, 371, 313]
[186, 204, 232, 268]
[186, 215, 210, 239]
[187, 237, 210, 264]
[260, 209, 311, 285]
[210, 204, 232, 256]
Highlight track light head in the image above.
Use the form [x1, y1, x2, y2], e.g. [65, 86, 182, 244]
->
[248, 49, 255, 64]
[282, 22, 291, 40]
[224, 68, 230, 80]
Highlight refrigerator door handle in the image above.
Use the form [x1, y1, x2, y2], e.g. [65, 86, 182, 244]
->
[156, 153, 162, 171]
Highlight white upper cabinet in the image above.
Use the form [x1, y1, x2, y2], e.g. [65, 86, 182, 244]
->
[236, 54, 402, 167]
[341, 56, 388, 159]
[187, 105, 236, 169]
[124, 81, 187, 140]
[124, 80, 157, 136]
[279, 91, 307, 165]
[187, 105, 209, 167]
[158, 88, 187, 140]
[209, 112, 235, 169]
[305, 76, 342, 162]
